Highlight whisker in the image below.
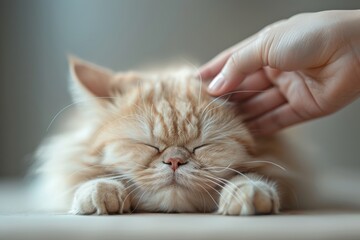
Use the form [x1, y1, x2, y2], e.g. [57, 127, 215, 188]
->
[121, 184, 144, 213]
[46, 97, 122, 132]
[192, 171, 245, 205]
[131, 190, 147, 213]
[227, 90, 266, 95]
[198, 189, 206, 213]
[242, 160, 287, 172]
[194, 182, 219, 209]
[202, 166, 274, 199]
[197, 175, 241, 202]
[179, 57, 203, 106]
[198, 74, 203, 105]
[204, 95, 232, 116]
[202, 182, 223, 199]
[201, 95, 228, 117]
[203, 166, 254, 183]
[201, 90, 265, 118]
[184, 118, 196, 131]
[135, 79, 154, 124]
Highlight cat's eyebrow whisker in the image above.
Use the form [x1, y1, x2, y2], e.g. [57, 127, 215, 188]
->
[201, 94, 231, 117]
[198, 74, 203, 105]
[46, 97, 121, 132]
[200, 90, 265, 119]
[179, 58, 204, 106]
[46, 96, 152, 133]
[203, 95, 232, 118]
[46, 101, 82, 132]
[136, 80, 154, 123]
[131, 102, 152, 123]
[184, 118, 196, 131]
[226, 90, 266, 95]
[137, 78, 147, 110]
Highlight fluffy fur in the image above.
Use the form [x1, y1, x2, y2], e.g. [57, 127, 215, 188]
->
[36, 57, 304, 215]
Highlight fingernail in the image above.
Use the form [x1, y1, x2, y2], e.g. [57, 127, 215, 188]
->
[208, 74, 225, 93]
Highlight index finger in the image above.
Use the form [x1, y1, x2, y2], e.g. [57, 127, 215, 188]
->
[199, 33, 259, 80]
[207, 35, 268, 96]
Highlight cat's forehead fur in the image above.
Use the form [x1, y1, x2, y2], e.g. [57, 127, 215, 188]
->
[101, 67, 250, 148]
[131, 70, 201, 145]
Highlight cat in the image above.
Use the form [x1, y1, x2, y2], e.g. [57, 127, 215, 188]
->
[35, 56, 305, 215]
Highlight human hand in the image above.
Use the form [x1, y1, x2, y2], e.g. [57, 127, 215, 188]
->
[200, 10, 360, 135]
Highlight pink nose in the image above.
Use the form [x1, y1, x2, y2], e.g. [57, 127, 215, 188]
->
[163, 158, 188, 171]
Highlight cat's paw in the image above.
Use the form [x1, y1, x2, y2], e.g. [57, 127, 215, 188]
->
[70, 179, 130, 215]
[217, 177, 279, 215]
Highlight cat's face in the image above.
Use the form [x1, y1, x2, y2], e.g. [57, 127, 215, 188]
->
[70, 57, 255, 211]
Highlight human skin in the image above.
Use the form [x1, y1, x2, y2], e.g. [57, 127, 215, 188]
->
[200, 10, 360, 135]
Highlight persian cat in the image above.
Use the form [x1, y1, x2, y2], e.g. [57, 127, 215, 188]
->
[36, 57, 305, 215]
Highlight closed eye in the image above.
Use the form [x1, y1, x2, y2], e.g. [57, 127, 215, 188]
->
[142, 143, 160, 153]
[192, 144, 209, 154]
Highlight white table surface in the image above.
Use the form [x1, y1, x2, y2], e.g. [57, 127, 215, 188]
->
[1, 211, 360, 240]
[1, 180, 360, 240]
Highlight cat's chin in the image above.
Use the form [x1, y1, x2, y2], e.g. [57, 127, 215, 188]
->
[157, 177, 189, 190]
[161, 171, 191, 189]
[161, 181, 186, 189]
[166, 182, 186, 189]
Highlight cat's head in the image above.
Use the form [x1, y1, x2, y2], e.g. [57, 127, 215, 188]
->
[70, 57, 255, 212]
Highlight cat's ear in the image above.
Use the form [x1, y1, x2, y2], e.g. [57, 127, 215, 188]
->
[69, 56, 114, 103]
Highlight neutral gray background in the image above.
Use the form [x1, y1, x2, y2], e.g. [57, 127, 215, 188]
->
[1, 0, 360, 179]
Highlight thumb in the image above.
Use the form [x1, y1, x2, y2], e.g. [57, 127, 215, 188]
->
[207, 36, 268, 96]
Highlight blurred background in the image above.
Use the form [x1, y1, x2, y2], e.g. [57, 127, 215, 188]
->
[0, 0, 360, 209]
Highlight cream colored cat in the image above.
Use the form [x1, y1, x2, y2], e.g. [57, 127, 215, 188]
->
[36, 57, 304, 215]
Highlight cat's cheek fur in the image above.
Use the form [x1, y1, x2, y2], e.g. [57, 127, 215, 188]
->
[217, 174, 280, 215]
[70, 179, 131, 215]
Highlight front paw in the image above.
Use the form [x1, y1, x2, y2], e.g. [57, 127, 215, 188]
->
[70, 179, 130, 215]
[217, 177, 279, 215]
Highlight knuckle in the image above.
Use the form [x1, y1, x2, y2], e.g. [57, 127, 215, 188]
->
[258, 32, 273, 66]
[229, 52, 240, 69]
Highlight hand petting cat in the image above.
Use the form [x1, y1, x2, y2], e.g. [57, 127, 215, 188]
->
[200, 10, 360, 135]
